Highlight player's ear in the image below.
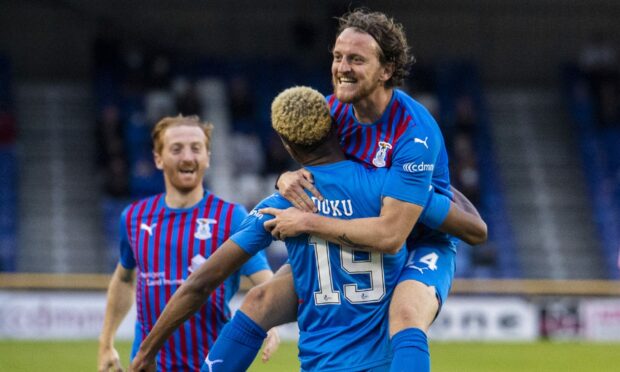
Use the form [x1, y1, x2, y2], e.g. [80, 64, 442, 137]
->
[153, 150, 164, 170]
[379, 62, 395, 84]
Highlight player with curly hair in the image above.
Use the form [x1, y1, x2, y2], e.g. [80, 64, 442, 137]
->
[131, 86, 441, 371]
[261, 9, 487, 372]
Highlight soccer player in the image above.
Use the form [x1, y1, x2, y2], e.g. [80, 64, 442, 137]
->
[247, 9, 486, 372]
[130, 86, 460, 372]
[97, 115, 276, 372]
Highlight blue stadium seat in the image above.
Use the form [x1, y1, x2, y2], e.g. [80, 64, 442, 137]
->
[562, 64, 620, 279]
[0, 146, 17, 272]
[435, 62, 521, 278]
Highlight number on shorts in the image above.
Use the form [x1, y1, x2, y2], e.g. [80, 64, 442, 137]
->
[417, 252, 439, 271]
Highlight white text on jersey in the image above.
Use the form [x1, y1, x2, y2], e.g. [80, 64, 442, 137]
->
[311, 197, 353, 217]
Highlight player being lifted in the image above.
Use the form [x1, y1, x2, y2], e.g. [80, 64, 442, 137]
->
[211, 9, 488, 372]
[130, 86, 478, 371]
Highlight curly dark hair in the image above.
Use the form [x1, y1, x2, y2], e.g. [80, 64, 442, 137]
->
[335, 9, 415, 88]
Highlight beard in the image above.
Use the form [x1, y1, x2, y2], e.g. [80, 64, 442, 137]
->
[331, 74, 382, 104]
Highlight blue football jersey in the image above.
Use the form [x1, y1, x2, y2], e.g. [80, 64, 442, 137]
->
[119, 192, 270, 371]
[328, 89, 457, 251]
[232, 160, 407, 372]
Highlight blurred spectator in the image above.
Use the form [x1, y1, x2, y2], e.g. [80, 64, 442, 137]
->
[454, 94, 477, 135]
[414, 92, 440, 121]
[145, 91, 175, 124]
[263, 131, 295, 176]
[0, 103, 16, 145]
[96, 104, 129, 197]
[228, 75, 256, 134]
[579, 32, 620, 128]
[174, 79, 203, 116]
[451, 132, 481, 206]
[471, 242, 498, 278]
[230, 133, 264, 176]
[147, 54, 172, 90]
[122, 45, 147, 93]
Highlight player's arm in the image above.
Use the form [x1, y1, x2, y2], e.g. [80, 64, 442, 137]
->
[440, 186, 487, 245]
[276, 169, 323, 212]
[130, 240, 252, 371]
[262, 189, 487, 253]
[98, 264, 135, 372]
[263, 196, 421, 255]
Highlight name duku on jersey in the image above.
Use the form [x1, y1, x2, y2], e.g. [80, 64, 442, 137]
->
[312, 196, 353, 217]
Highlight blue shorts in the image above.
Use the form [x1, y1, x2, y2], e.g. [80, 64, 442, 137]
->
[397, 243, 456, 311]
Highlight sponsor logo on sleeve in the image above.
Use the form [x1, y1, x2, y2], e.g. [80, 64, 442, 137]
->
[403, 162, 435, 173]
[249, 209, 264, 219]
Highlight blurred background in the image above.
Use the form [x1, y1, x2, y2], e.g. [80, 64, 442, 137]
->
[0, 0, 619, 367]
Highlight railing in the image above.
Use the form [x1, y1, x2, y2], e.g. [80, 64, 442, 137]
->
[1, 273, 619, 296]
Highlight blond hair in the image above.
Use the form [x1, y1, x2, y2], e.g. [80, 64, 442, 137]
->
[271, 86, 331, 147]
[151, 115, 214, 154]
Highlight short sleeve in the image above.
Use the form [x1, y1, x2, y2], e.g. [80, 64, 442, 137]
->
[382, 125, 440, 207]
[119, 208, 136, 269]
[230, 204, 249, 233]
[418, 188, 451, 229]
[240, 250, 271, 276]
[229, 193, 291, 256]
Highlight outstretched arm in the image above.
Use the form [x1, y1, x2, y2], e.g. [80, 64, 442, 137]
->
[130, 241, 252, 372]
[98, 264, 135, 372]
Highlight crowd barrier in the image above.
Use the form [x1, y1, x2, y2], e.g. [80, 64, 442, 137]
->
[1, 274, 619, 341]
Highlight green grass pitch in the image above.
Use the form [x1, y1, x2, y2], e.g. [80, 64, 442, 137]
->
[0, 340, 619, 371]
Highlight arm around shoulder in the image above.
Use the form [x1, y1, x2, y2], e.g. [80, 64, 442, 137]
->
[304, 196, 422, 254]
[439, 188, 487, 245]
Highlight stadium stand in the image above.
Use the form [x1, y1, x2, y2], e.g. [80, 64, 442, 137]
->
[434, 62, 520, 278]
[562, 64, 620, 279]
[0, 54, 17, 272]
[92, 45, 518, 278]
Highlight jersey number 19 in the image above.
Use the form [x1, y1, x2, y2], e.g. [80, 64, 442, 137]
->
[310, 236, 386, 305]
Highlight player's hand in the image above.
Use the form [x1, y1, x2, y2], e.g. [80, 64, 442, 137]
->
[129, 351, 156, 372]
[98, 346, 124, 372]
[260, 207, 310, 240]
[261, 327, 281, 362]
[277, 169, 322, 212]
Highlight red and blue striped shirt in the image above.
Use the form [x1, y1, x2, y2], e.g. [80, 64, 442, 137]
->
[119, 192, 270, 371]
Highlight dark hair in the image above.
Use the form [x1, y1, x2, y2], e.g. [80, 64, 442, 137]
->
[336, 9, 415, 88]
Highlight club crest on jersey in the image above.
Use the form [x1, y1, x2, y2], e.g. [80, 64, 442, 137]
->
[194, 218, 217, 240]
[372, 141, 392, 168]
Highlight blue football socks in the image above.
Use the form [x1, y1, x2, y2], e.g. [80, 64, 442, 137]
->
[200, 310, 267, 372]
[390, 327, 430, 372]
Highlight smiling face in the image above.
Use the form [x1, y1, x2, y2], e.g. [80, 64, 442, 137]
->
[154, 124, 210, 195]
[331, 28, 393, 104]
